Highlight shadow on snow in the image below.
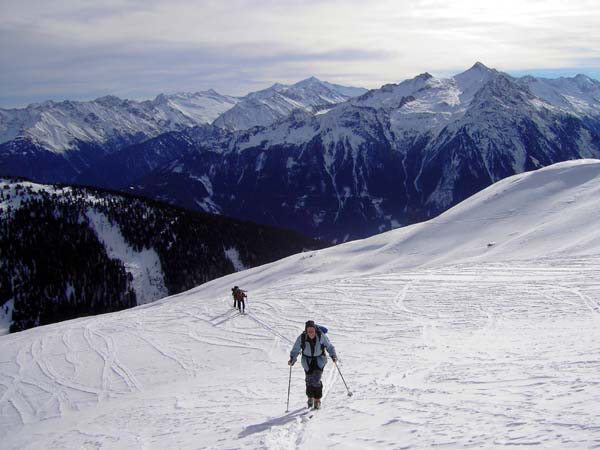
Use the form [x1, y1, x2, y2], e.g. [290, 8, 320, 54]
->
[238, 407, 308, 438]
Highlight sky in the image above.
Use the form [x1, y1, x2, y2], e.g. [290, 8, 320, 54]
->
[1, 0, 600, 108]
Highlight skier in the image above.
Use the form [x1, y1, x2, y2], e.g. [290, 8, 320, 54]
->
[233, 286, 247, 314]
[231, 287, 238, 309]
[288, 320, 337, 409]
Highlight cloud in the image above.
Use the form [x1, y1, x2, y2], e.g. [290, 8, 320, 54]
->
[1, 0, 600, 107]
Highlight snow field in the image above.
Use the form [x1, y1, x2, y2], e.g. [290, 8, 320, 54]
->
[1, 254, 600, 449]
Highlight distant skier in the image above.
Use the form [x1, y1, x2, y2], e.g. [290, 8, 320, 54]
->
[232, 286, 247, 314]
[231, 287, 239, 309]
[288, 320, 337, 410]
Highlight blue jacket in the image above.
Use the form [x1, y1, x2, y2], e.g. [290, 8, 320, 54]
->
[290, 331, 337, 372]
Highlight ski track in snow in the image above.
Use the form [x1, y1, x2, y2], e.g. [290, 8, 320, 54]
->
[1, 255, 599, 448]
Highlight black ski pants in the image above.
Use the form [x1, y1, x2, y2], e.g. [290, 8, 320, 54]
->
[304, 358, 323, 399]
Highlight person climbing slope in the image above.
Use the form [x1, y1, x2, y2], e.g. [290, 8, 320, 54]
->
[231, 287, 239, 309]
[288, 320, 337, 409]
[232, 286, 247, 314]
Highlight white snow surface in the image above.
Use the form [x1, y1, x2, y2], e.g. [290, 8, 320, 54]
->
[2, 160, 600, 449]
[86, 209, 168, 305]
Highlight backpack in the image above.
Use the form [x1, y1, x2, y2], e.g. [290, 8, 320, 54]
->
[300, 324, 328, 354]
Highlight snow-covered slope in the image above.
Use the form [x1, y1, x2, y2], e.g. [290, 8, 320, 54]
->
[0, 91, 238, 153]
[151, 90, 239, 125]
[212, 76, 367, 130]
[2, 160, 600, 449]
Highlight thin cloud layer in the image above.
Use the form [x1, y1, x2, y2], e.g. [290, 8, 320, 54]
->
[1, 0, 599, 107]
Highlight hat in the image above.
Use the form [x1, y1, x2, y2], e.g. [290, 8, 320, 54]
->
[305, 320, 316, 330]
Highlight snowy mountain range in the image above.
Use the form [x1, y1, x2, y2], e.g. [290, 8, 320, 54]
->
[126, 63, 600, 241]
[1, 159, 599, 449]
[0, 178, 325, 333]
[0, 90, 239, 183]
[0, 90, 238, 152]
[2, 63, 600, 242]
[0, 78, 364, 183]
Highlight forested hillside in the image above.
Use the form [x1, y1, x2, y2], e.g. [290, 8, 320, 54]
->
[0, 179, 325, 332]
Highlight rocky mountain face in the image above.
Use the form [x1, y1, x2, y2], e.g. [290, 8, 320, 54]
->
[123, 64, 600, 242]
[0, 178, 325, 333]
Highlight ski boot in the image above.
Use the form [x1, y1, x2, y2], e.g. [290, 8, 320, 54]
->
[313, 399, 321, 410]
[307, 397, 314, 409]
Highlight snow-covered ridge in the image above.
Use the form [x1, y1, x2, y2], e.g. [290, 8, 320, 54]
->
[347, 62, 599, 138]
[1, 161, 600, 449]
[0, 91, 239, 153]
[212, 76, 367, 131]
[517, 74, 600, 115]
[0, 78, 366, 153]
[2, 63, 597, 157]
[224, 62, 599, 154]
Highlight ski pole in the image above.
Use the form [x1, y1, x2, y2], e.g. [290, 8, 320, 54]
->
[334, 360, 353, 397]
[285, 364, 292, 412]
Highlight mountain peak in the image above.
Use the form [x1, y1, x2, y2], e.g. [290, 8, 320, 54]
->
[201, 88, 221, 96]
[153, 93, 169, 103]
[292, 76, 325, 89]
[269, 82, 288, 91]
[298, 76, 322, 84]
[453, 62, 498, 94]
[94, 95, 125, 107]
[454, 62, 495, 79]
[416, 72, 433, 80]
[470, 61, 492, 72]
[573, 73, 598, 86]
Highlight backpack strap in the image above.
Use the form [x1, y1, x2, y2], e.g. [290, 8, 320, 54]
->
[300, 329, 325, 355]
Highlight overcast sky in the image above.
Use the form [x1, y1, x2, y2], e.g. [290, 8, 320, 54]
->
[1, 0, 599, 108]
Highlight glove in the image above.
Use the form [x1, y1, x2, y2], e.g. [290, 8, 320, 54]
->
[288, 359, 296, 366]
[332, 357, 337, 363]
